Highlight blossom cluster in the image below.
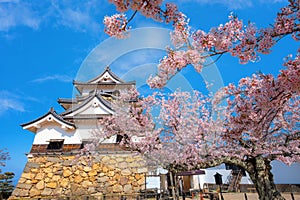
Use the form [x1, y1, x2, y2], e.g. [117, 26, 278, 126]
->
[148, 0, 299, 87]
[104, 0, 171, 39]
[147, 49, 203, 88]
[279, 48, 300, 93]
[95, 51, 299, 168]
[274, 0, 299, 39]
[105, 0, 299, 88]
[224, 55, 300, 165]
[95, 89, 226, 168]
[103, 14, 129, 39]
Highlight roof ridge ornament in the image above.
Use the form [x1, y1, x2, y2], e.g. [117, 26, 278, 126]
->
[49, 107, 55, 113]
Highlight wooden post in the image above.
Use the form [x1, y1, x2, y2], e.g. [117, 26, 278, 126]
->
[219, 186, 224, 200]
[170, 171, 176, 200]
[198, 175, 204, 200]
[290, 184, 295, 200]
[244, 193, 248, 200]
[291, 193, 295, 200]
[174, 174, 180, 199]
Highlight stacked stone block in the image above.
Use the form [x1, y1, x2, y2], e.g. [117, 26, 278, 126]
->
[10, 154, 147, 199]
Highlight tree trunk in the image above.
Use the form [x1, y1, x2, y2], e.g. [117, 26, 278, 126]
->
[193, 156, 286, 199]
[169, 171, 177, 200]
[247, 157, 285, 200]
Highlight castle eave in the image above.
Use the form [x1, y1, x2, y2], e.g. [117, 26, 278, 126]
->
[21, 108, 76, 133]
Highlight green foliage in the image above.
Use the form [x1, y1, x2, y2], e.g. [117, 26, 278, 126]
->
[0, 172, 15, 200]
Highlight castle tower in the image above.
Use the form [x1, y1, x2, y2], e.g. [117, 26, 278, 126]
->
[10, 67, 148, 199]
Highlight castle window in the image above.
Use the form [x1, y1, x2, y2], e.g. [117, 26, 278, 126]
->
[116, 134, 129, 144]
[47, 139, 64, 151]
[116, 134, 123, 143]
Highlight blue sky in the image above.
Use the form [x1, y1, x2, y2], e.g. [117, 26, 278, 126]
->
[0, 0, 299, 184]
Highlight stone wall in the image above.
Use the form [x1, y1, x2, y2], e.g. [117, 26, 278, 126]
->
[10, 154, 147, 199]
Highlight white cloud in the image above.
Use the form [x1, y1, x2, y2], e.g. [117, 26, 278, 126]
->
[50, 1, 101, 33]
[0, 0, 107, 33]
[0, 91, 25, 115]
[0, 0, 287, 33]
[0, 1, 40, 31]
[30, 74, 73, 83]
[0, 99, 25, 113]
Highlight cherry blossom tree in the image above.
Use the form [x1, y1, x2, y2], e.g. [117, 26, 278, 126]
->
[104, 0, 299, 88]
[97, 52, 299, 200]
[220, 51, 300, 200]
[101, 1, 300, 199]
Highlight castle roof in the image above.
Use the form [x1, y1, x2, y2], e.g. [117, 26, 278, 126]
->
[73, 66, 135, 94]
[57, 91, 116, 110]
[21, 108, 75, 133]
[60, 91, 114, 117]
[57, 94, 92, 110]
[22, 67, 131, 134]
[87, 66, 126, 84]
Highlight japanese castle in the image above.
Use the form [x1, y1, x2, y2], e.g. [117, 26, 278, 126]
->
[22, 66, 135, 155]
[10, 67, 149, 199]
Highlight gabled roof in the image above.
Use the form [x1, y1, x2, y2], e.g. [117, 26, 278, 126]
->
[21, 108, 75, 133]
[63, 114, 107, 120]
[57, 98, 75, 110]
[57, 91, 118, 110]
[60, 91, 114, 117]
[87, 66, 125, 84]
[57, 94, 91, 110]
[73, 66, 135, 94]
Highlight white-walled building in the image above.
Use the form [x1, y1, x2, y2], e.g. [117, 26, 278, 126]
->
[22, 66, 135, 155]
[10, 67, 152, 199]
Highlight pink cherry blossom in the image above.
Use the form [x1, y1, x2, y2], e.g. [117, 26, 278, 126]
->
[105, 0, 300, 88]
[224, 55, 300, 168]
[95, 54, 299, 199]
[103, 14, 129, 39]
[102, 1, 299, 199]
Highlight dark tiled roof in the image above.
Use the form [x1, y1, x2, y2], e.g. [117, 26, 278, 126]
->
[73, 81, 136, 86]
[73, 66, 137, 85]
[87, 66, 125, 83]
[29, 143, 130, 154]
[63, 114, 107, 120]
[60, 91, 114, 116]
[57, 94, 92, 109]
[73, 66, 136, 94]
[21, 107, 76, 131]
[57, 98, 74, 103]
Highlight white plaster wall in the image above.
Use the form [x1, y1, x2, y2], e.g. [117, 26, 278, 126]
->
[192, 175, 206, 189]
[74, 121, 116, 143]
[192, 168, 253, 189]
[92, 72, 120, 84]
[66, 97, 113, 117]
[80, 104, 111, 115]
[33, 125, 81, 144]
[191, 162, 300, 189]
[202, 169, 231, 185]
